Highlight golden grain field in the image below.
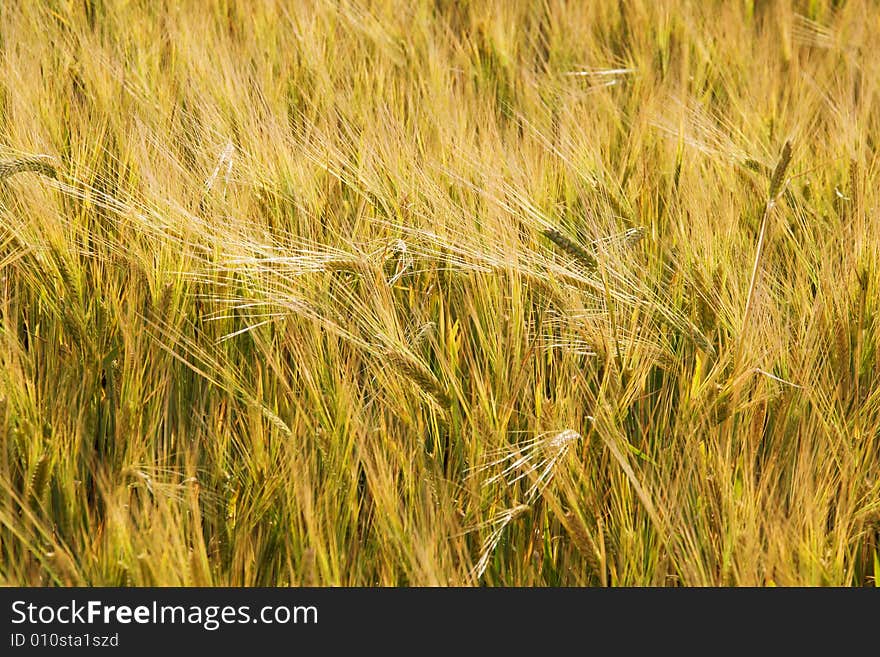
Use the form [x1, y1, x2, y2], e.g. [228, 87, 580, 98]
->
[1, 0, 879, 586]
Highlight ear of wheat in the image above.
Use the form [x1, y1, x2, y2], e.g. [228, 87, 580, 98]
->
[28, 454, 51, 506]
[470, 504, 531, 580]
[543, 228, 598, 271]
[386, 350, 451, 409]
[766, 141, 792, 204]
[474, 429, 583, 502]
[0, 155, 58, 180]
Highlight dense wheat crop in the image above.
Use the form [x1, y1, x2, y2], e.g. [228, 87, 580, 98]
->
[1, 0, 879, 586]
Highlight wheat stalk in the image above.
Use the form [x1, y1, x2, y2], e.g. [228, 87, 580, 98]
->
[736, 140, 792, 365]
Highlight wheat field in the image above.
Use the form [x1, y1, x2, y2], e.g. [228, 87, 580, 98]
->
[1, 0, 878, 586]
